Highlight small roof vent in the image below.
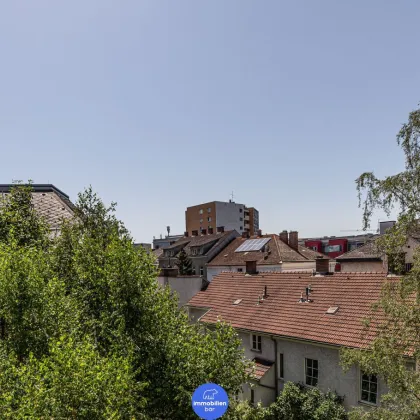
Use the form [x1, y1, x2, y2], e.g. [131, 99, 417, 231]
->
[233, 299, 242, 305]
[326, 306, 339, 314]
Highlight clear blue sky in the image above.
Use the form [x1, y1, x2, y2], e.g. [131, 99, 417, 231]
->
[1, 1, 418, 242]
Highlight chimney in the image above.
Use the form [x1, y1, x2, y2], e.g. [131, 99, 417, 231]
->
[263, 285, 268, 299]
[257, 229, 262, 237]
[289, 231, 298, 250]
[242, 231, 249, 239]
[315, 257, 329, 273]
[246, 260, 257, 275]
[279, 230, 288, 244]
[208, 227, 214, 235]
[184, 231, 189, 237]
[217, 226, 225, 233]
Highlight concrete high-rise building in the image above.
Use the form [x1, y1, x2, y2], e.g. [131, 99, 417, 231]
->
[185, 201, 259, 236]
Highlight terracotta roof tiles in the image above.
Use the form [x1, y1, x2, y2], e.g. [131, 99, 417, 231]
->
[187, 271, 397, 349]
[208, 234, 327, 267]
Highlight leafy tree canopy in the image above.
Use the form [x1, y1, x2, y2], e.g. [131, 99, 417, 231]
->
[341, 105, 420, 419]
[0, 183, 250, 419]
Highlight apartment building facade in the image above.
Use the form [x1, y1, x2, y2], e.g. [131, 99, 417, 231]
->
[185, 200, 259, 237]
[187, 271, 398, 411]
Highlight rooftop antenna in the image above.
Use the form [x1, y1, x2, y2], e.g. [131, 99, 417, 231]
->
[230, 191, 234, 203]
[167, 225, 170, 236]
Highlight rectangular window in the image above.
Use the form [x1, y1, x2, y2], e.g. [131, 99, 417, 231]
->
[240, 217, 243, 221]
[208, 217, 212, 222]
[237, 268, 243, 272]
[199, 209, 203, 214]
[305, 358, 318, 386]
[199, 267, 204, 276]
[251, 334, 262, 352]
[200, 219, 203, 223]
[405, 263, 413, 273]
[240, 226, 243, 230]
[207, 207, 211, 213]
[279, 353, 284, 379]
[324, 245, 342, 253]
[239, 208, 243, 213]
[361, 373, 378, 405]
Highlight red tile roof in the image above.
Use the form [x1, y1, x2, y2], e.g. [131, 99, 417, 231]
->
[207, 234, 327, 266]
[187, 272, 397, 349]
[336, 241, 382, 261]
[247, 358, 274, 381]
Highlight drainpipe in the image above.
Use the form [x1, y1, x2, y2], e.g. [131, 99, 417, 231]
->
[271, 336, 279, 397]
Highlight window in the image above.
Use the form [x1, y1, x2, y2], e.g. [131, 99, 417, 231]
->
[239, 208, 243, 213]
[207, 207, 211, 213]
[305, 358, 318, 386]
[240, 217, 243, 221]
[199, 209, 203, 214]
[406, 263, 413, 273]
[279, 353, 284, 379]
[199, 267, 204, 276]
[251, 334, 262, 352]
[311, 246, 318, 251]
[200, 218, 203, 223]
[237, 268, 243, 272]
[208, 217, 212, 222]
[240, 226, 243, 230]
[324, 245, 342, 253]
[361, 373, 378, 404]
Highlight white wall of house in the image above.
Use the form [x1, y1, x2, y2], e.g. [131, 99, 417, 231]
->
[235, 331, 389, 410]
[157, 276, 203, 307]
[206, 265, 282, 282]
[275, 339, 388, 410]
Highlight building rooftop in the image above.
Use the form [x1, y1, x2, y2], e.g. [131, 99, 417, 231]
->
[336, 241, 382, 261]
[187, 271, 396, 349]
[0, 184, 74, 230]
[207, 234, 327, 267]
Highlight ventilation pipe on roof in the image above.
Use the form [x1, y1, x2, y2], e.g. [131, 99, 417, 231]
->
[263, 285, 268, 299]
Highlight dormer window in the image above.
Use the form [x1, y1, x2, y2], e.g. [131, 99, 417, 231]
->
[191, 247, 201, 256]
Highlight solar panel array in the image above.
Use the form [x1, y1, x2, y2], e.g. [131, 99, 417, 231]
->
[234, 238, 271, 253]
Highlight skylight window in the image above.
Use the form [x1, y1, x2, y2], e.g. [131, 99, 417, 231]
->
[235, 238, 270, 252]
[326, 306, 339, 314]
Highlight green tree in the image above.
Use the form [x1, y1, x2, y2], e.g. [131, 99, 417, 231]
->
[0, 183, 250, 418]
[265, 382, 347, 420]
[176, 248, 193, 275]
[340, 105, 420, 419]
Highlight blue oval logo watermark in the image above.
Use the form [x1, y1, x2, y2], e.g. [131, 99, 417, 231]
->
[192, 383, 229, 419]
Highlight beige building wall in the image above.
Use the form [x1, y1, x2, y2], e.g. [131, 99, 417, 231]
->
[340, 260, 385, 272]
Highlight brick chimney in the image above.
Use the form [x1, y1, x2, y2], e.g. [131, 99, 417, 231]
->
[289, 231, 298, 250]
[257, 229, 262, 237]
[315, 257, 329, 273]
[279, 230, 288, 244]
[245, 260, 257, 275]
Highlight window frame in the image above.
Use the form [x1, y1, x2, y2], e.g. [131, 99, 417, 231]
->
[199, 267, 204, 276]
[305, 358, 318, 387]
[359, 372, 378, 406]
[278, 353, 284, 379]
[199, 209, 203, 214]
[251, 334, 262, 352]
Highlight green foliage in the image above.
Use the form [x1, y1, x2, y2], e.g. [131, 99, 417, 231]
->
[0, 181, 49, 247]
[176, 248, 193, 275]
[0, 184, 249, 418]
[0, 336, 144, 419]
[226, 400, 268, 420]
[349, 105, 420, 418]
[265, 382, 347, 420]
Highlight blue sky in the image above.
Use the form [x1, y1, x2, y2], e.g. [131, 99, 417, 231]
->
[1, 1, 418, 242]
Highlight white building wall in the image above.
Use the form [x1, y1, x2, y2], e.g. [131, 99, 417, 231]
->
[215, 202, 245, 233]
[157, 276, 203, 307]
[206, 265, 282, 282]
